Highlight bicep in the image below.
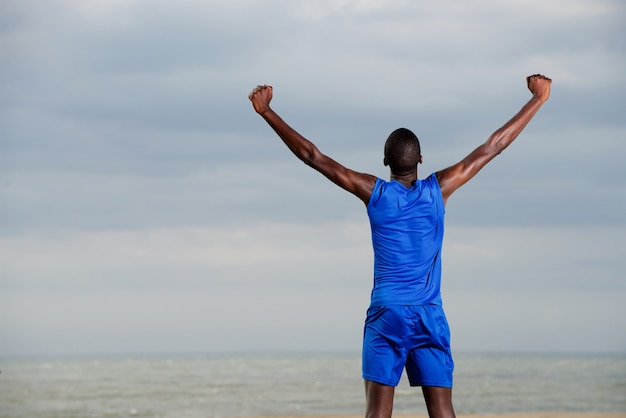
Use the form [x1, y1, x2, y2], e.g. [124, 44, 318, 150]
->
[437, 142, 499, 202]
[307, 149, 376, 204]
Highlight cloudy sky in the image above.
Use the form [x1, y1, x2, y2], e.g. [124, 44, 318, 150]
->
[1, 0, 625, 357]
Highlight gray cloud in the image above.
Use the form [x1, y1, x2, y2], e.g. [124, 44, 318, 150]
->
[1, 0, 625, 356]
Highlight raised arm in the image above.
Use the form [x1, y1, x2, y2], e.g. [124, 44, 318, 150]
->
[436, 74, 552, 204]
[248, 84, 376, 205]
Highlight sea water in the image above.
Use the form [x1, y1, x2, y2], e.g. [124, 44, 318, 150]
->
[1, 351, 624, 418]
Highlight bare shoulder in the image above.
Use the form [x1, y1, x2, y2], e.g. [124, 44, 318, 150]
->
[435, 162, 464, 201]
[347, 169, 378, 205]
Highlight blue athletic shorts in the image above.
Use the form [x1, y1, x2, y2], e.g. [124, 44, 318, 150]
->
[362, 304, 454, 387]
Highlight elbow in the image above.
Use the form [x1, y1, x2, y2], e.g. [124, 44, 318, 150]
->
[487, 131, 507, 155]
[300, 147, 320, 167]
[300, 151, 314, 167]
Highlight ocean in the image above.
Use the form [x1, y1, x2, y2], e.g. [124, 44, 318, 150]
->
[0, 351, 624, 418]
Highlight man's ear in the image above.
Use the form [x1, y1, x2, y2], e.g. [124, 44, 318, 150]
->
[383, 157, 388, 167]
[418, 155, 423, 164]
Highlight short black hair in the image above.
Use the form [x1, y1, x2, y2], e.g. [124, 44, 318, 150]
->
[384, 128, 421, 175]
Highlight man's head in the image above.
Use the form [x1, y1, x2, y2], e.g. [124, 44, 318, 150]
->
[384, 128, 422, 175]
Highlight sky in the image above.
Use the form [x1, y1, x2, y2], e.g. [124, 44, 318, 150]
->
[1, 0, 625, 357]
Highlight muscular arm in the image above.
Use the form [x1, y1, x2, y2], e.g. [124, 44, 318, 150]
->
[249, 85, 376, 205]
[436, 74, 552, 204]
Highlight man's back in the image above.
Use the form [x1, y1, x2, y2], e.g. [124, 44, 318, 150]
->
[367, 173, 445, 307]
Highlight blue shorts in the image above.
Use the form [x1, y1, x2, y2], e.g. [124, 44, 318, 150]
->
[362, 304, 454, 387]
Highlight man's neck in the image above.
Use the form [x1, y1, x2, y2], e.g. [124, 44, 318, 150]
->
[390, 170, 418, 188]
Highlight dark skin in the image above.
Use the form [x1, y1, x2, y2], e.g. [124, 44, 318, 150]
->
[249, 74, 551, 418]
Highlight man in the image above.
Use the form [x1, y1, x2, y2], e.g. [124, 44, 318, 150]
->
[248, 74, 552, 418]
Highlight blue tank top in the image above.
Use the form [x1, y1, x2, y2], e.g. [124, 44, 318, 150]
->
[366, 173, 445, 306]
